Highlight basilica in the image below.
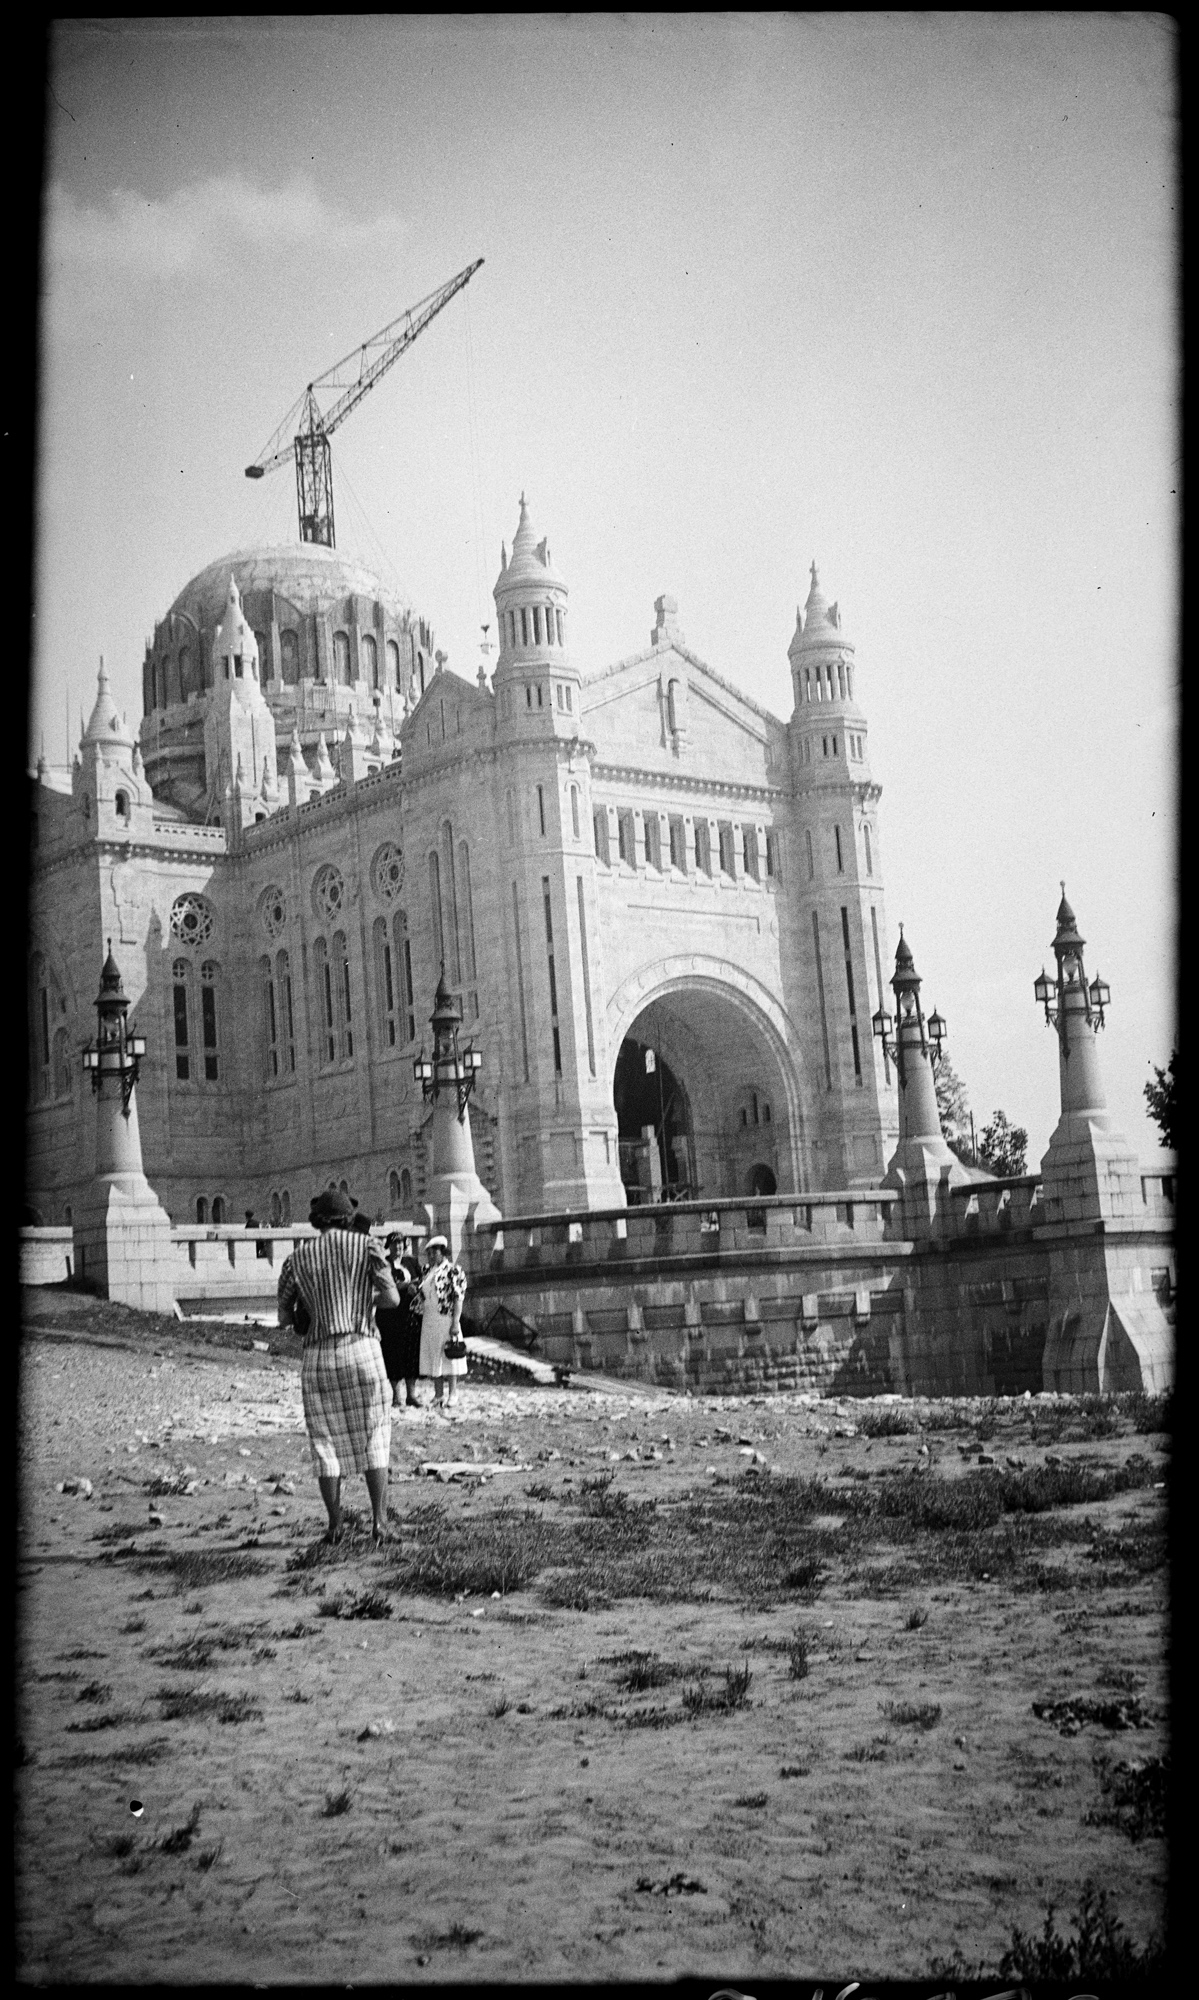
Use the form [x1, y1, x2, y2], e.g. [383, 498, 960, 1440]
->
[27, 499, 898, 1227]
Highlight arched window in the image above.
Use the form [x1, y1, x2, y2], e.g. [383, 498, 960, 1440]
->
[556, 609, 564, 645]
[28, 953, 54, 1103]
[374, 915, 397, 1048]
[269, 1190, 282, 1227]
[544, 604, 555, 647]
[53, 1027, 71, 1100]
[593, 807, 610, 865]
[313, 936, 334, 1066]
[257, 632, 271, 684]
[428, 851, 444, 970]
[459, 841, 479, 1018]
[416, 650, 426, 694]
[400, 1167, 412, 1209]
[211, 1195, 226, 1224]
[178, 644, 192, 697]
[281, 1189, 291, 1225]
[172, 956, 192, 1081]
[280, 630, 299, 685]
[386, 638, 400, 687]
[863, 824, 873, 876]
[440, 821, 462, 984]
[332, 931, 353, 1059]
[199, 962, 220, 1081]
[196, 1196, 209, 1224]
[275, 949, 296, 1072]
[806, 830, 815, 880]
[834, 826, 844, 874]
[694, 821, 711, 875]
[115, 789, 130, 820]
[718, 823, 735, 877]
[388, 1167, 401, 1208]
[394, 910, 416, 1043]
[520, 608, 529, 648]
[333, 632, 351, 684]
[260, 955, 279, 1079]
[362, 633, 379, 688]
[533, 606, 543, 645]
[570, 784, 580, 840]
[507, 611, 516, 650]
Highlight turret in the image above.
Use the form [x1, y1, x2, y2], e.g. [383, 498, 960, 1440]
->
[789, 562, 871, 778]
[491, 495, 580, 737]
[74, 658, 154, 835]
[203, 577, 279, 825]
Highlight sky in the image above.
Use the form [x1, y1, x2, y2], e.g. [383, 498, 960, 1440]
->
[34, 13, 1177, 1164]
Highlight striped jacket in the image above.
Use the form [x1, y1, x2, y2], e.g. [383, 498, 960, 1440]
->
[278, 1228, 399, 1342]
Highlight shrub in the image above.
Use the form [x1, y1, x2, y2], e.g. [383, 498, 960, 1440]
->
[1000, 1880, 1165, 1981]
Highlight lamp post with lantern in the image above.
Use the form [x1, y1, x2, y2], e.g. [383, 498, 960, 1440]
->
[412, 969, 499, 1252]
[1034, 884, 1112, 1130]
[81, 942, 149, 1179]
[872, 926, 948, 1148]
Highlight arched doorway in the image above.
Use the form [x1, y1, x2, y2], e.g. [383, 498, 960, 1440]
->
[614, 1038, 696, 1202]
[612, 976, 803, 1201]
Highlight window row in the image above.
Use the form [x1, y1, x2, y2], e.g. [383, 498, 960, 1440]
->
[149, 635, 426, 707]
[803, 822, 875, 879]
[497, 679, 574, 718]
[503, 604, 565, 651]
[593, 808, 778, 884]
[505, 781, 585, 845]
[799, 730, 865, 764]
[799, 658, 854, 703]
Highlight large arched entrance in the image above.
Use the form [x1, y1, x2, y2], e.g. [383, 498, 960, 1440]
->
[610, 969, 806, 1202]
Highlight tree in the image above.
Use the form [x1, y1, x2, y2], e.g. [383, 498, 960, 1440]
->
[934, 1053, 977, 1165]
[978, 1109, 1028, 1178]
[1143, 1050, 1176, 1151]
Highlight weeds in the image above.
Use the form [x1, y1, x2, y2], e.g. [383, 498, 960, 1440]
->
[904, 1605, 929, 1629]
[683, 1664, 752, 1715]
[75, 1681, 112, 1705]
[733, 1791, 769, 1808]
[321, 1788, 352, 1818]
[159, 1804, 202, 1854]
[857, 1408, 916, 1438]
[610, 1652, 683, 1692]
[1000, 1879, 1165, 1981]
[135, 1551, 269, 1589]
[66, 1710, 135, 1734]
[881, 1700, 942, 1730]
[317, 1590, 392, 1621]
[788, 1635, 810, 1681]
[1085, 1754, 1168, 1842]
[845, 1740, 889, 1762]
[490, 1694, 511, 1718]
[121, 1617, 146, 1635]
[155, 1686, 262, 1725]
[1032, 1693, 1152, 1735]
[578, 1470, 629, 1517]
[195, 1843, 222, 1872]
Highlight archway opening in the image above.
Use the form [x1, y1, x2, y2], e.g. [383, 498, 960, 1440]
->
[613, 1038, 695, 1203]
[613, 982, 797, 1202]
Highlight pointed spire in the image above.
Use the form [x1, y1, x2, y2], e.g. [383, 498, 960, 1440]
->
[83, 655, 133, 749]
[287, 725, 306, 774]
[314, 731, 336, 784]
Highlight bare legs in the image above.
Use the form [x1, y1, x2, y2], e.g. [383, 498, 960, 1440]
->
[317, 1469, 390, 1543]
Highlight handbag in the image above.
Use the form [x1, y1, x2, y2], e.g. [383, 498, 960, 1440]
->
[443, 1332, 467, 1361]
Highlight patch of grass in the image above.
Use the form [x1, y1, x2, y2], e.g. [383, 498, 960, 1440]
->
[622, 1704, 687, 1729]
[413, 1921, 483, 1952]
[58, 1647, 107, 1660]
[195, 1842, 222, 1872]
[788, 1635, 810, 1681]
[881, 1700, 942, 1730]
[781, 1554, 826, 1596]
[857, 1407, 916, 1437]
[106, 1833, 137, 1859]
[92, 1523, 142, 1545]
[121, 1617, 147, 1635]
[316, 1589, 392, 1621]
[275, 1621, 317, 1640]
[1000, 1879, 1165, 1982]
[155, 1686, 263, 1725]
[578, 1470, 629, 1517]
[1033, 1693, 1153, 1735]
[610, 1651, 684, 1692]
[780, 1764, 810, 1778]
[252, 1644, 276, 1662]
[682, 1663, 752, 1715]
[321, 1788, 352, 1818]
[76, 1681, 112, 1705]
[845, 1738, 890, 1762]
[904, 1604, 929, 1629]
[523, 1482, 554, 1502]
[490, 1694, 511, 1718]
[144, 1471, 198, 1497]
[159, 1804, 202, 1854]
[66, 1709, 136, 1734]
[136, 1551, 269, 1589]
[733, 1791, 769, 1808]
[51, 1737, 173, 1769]
[1085, 1754, 1168, 1842]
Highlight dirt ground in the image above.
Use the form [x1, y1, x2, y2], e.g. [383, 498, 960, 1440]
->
[16, 1286, 1169, 1985]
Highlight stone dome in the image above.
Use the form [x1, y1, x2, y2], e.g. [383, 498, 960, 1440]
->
[168, 542, 411, 627]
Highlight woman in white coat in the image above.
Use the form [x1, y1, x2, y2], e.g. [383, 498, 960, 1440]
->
[417, 1235, 468, 1410]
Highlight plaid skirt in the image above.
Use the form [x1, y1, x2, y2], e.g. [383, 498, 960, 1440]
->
[301, 1333, 392, 1478]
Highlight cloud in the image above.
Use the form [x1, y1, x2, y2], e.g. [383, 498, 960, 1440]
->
[45, 173, 408, 281]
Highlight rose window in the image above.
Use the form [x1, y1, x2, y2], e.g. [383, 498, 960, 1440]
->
[169, 894, 215, 947]
[312, 864, 345, 923]
[260, 886, 287, 938]
[372, 842, 405, 903]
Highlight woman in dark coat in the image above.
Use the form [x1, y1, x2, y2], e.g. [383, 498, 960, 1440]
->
[376, 1233, 423, 1409]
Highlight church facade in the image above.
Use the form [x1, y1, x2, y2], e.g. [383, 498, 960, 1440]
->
[27, 499, 899, 1227]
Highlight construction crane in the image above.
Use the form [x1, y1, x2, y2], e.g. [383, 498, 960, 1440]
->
[245, 257, 484, 549]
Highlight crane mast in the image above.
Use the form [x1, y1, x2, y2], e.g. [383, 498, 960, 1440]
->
[245, 257, 484, 549]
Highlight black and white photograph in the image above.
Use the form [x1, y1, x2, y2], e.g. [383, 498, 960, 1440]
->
[21, 14, 1176, 1986]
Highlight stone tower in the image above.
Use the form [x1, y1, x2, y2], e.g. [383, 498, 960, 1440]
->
[787, 564, 897, 1183]
[491, 497, 624, 1209]
[202, 576, 278, 833]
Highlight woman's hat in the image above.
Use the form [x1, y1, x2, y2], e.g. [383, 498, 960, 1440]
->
[310, 1189, 356, 1224]
[424, 1234, 449, 1252]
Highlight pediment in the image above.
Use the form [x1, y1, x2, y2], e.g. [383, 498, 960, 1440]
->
[580, 643, 783, 783]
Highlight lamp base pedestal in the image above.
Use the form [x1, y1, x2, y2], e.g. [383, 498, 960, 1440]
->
[72, 1171, 177, 1314]
[423, 1171, 502, 1263]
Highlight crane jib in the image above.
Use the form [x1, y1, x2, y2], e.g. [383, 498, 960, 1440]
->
[243, 257, 485, 556]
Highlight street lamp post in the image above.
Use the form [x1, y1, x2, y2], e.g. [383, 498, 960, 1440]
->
[413, 968, 483, 1120]
[871, 925, 946, 1089]
[82, 942, 147, 1113]
[1034, 881, 1110, 1060]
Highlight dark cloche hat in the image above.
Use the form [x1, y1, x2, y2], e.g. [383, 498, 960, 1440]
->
[309, 1188, 356, 1224]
